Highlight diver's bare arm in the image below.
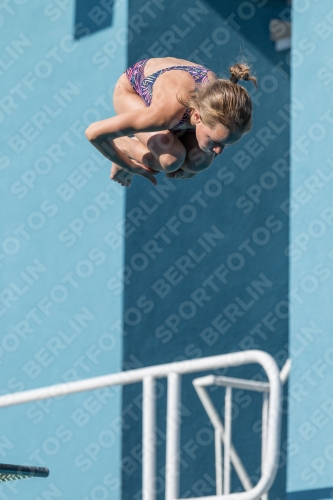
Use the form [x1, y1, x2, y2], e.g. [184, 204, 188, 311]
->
[85, 108, 169, 182]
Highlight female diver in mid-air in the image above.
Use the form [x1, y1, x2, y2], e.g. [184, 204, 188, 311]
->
[85, 57, 257, 187]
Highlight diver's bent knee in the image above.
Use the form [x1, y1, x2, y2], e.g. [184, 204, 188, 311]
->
[160, 152, 186, 172]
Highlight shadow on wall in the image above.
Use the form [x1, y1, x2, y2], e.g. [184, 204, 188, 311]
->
[287, 486, 333, 500]
[74, 0, 114, 39]
[205, 0, 291, 66]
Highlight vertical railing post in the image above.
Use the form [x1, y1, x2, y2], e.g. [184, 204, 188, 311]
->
[215, 429, 223, 495]
[165, 373, 181, 500]
[143, 376, 156, 500]
[224, 386, 232, 494]
[261, 391, 269, 500]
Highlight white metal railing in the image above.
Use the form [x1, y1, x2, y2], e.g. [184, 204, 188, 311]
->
[193, 359, 291, 500]
[0, 350, 283, 500]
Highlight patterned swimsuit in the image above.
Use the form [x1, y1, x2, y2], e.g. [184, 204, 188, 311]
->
[125, 59, 211, 130]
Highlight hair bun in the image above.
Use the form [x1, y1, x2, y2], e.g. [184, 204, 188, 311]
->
[229, 63, 258, 89]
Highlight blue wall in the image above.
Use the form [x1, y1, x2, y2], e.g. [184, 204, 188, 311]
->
[287, 1, 333, 498]
[1, 1, 127, 498]
[4, 1, 333, 499]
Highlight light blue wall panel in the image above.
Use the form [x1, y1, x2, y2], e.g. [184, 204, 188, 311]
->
[288, 0, 333, 497]
[1, 1, 127, 498]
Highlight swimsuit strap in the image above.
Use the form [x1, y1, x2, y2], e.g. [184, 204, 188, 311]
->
[140, 64, 211, 120]
[172, 108, 192, 131]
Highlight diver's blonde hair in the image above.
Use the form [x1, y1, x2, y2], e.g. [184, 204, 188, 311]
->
[178, 62, 258, 132]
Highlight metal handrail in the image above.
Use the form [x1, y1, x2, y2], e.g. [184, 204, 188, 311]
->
[192, 359, 291, 499]
[0, 350, 282, 500]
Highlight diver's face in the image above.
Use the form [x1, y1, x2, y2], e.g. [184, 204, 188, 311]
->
[193, 110, 244, 155]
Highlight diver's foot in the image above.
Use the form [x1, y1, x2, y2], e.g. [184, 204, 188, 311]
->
[110, 163, 133, 187]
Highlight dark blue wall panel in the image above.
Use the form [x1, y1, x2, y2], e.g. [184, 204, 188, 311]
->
[121, 1, 290, 499]
[74, 0, 114, 39]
